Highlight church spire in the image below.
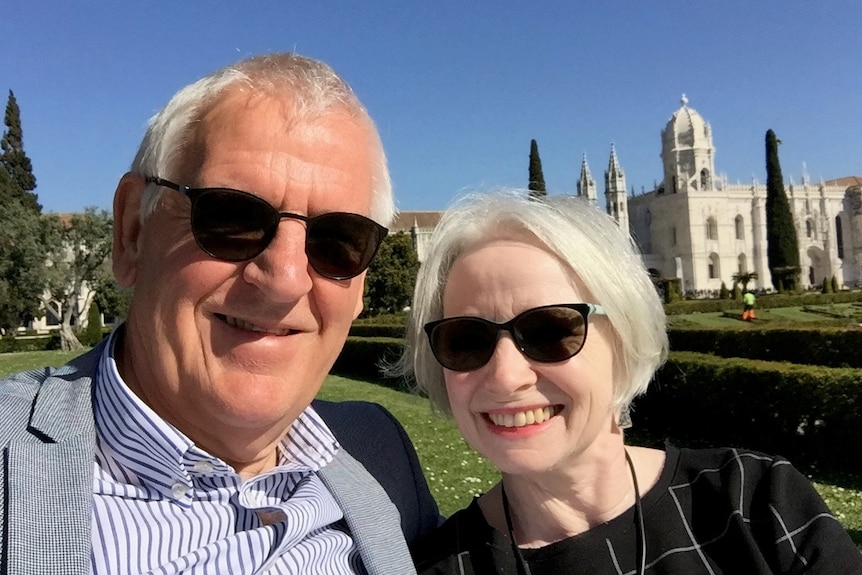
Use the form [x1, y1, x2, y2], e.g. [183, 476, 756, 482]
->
[577, 153, 597, 202]
[604, 143, 629, 231]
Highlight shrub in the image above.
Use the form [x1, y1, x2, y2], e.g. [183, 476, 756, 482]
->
[667, 327, 862, 368]
[330, 337, 406, 389]
[0, 334, 60, 353]
[664, 290, 862, 315]
[348, 324, 407, 338]
[635, 352, 862, 474]
[79, 302, 104, 346]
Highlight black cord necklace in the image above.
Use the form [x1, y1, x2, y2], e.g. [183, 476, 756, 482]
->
[501, 449, 646, 575]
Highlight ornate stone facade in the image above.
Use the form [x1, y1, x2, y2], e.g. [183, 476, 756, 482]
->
[579, 96, 860, 293]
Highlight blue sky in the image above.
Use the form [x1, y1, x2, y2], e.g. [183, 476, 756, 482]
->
[2, 2, 859, 215]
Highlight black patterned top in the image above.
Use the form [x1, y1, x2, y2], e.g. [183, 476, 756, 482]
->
[411, 444, 862, 574]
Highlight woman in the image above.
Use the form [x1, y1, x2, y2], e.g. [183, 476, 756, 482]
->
[395, 190, 861, 574]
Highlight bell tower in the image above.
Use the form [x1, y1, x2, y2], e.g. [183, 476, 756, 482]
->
[577, 153, 597, 203]
[605, 144, 629, 231]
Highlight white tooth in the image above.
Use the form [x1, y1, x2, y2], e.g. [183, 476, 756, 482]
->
[225, 316, 289, 336]
[489, 408, 561, 428]
[534, 408, 545, 424]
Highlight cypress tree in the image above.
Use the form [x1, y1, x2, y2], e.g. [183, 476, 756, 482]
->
[764, 129, 799, 291]
[0, 90, 40, 214]
[528, 139, 546, 197]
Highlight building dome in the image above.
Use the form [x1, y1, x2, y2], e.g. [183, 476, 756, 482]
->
[662, 94, 712, 150]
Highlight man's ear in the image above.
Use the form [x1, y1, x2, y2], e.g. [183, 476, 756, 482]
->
[112, 172, 146, 287]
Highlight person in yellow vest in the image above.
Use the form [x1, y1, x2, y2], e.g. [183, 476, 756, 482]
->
[742, 290, 756, 321]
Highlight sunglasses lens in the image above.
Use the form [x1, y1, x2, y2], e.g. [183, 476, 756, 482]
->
[306, 213, 385, 280]
[192, 190, 275, 261]
[515, 307, 587, 362]
[429, 318, 498, 372]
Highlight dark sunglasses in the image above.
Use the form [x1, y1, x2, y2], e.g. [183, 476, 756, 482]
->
[424, 303, 606, 372]
[146, 177, 388, 280]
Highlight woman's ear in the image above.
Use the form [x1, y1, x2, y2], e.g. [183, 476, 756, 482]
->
[112, 172, 146, 287]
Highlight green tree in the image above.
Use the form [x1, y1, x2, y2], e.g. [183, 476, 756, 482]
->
[731, 270, 758, 292]
[0, 192, 49, 332]
[831, 275, 840, 293]
[528, 139, 546, 197]
[0, 90, 40, 214]
[82, 300, 103, 346]
[363, 232, 420, 316]
[92, 271, 134, 323]
[822, 276, 832, 293]
[764, 129, 800, 291]
[719, 281, 730, 299]
[42, 208, 114, 350]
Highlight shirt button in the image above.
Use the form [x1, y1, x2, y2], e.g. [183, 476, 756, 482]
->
[171, 483, 190, 499]
[192, 461, 213, 473]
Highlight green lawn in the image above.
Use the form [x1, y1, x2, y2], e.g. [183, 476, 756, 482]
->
[667, 303, 862, 329]
[2, 349, 860, 548]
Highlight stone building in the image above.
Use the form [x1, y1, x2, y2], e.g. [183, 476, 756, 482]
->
[382, 96, 861, 294]
[580, 96, 860, 293]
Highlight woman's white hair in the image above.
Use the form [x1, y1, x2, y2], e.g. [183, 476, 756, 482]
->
[130, 52, 394, 226]
[393, 189, 668, 416]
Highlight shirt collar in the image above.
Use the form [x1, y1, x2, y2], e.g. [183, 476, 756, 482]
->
[93, 326, 340, 500]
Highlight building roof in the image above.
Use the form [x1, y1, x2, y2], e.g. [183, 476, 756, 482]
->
[389, 210, 443, 232]
[663, 94, 712, 150]
[823, 176, 862, 189]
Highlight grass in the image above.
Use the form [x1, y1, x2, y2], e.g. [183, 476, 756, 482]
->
[2, 349, 860, 548]
[667, 303, 862, 329]
[0, 349, 91, 374]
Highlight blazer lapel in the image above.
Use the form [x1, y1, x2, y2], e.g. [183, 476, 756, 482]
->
[318, 449, 417, 575]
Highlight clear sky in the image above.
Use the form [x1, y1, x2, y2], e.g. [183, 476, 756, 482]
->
[2, 2, 860, 215]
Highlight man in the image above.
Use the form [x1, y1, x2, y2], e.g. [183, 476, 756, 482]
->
[742, 290, 756, 321]
[0, 53, 439, 574]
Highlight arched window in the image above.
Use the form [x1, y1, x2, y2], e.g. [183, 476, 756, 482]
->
[706, 217, 718, 241]
[671, 226, 677, 245]
[836, 216, 844, 259]
[708, 253, 720, 279]
[805, 219, 814, 238]
[735, 215, 744, 240]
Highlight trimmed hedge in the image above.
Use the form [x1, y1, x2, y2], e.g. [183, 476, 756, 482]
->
[635, 352, 862, 473]
[664, 290, 862, 315]
[348, 324, 407, 339]
[667, 327, 862, 368]
[0, 335, 60, 353]
[330, 337, 406, 389]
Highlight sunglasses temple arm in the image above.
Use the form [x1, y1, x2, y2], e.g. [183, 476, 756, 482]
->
[588, 304, 606, 317]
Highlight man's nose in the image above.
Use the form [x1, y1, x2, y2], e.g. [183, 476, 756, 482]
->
[242, 222, 314, 302]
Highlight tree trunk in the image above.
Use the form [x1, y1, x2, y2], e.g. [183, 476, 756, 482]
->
[59, 297, 84, 351]
[59, 321, 84, 351]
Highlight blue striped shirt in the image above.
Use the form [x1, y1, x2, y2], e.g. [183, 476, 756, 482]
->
[91, 330, 364, 574]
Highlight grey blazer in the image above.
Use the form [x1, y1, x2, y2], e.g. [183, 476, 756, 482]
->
[0, 342, 436, 574]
